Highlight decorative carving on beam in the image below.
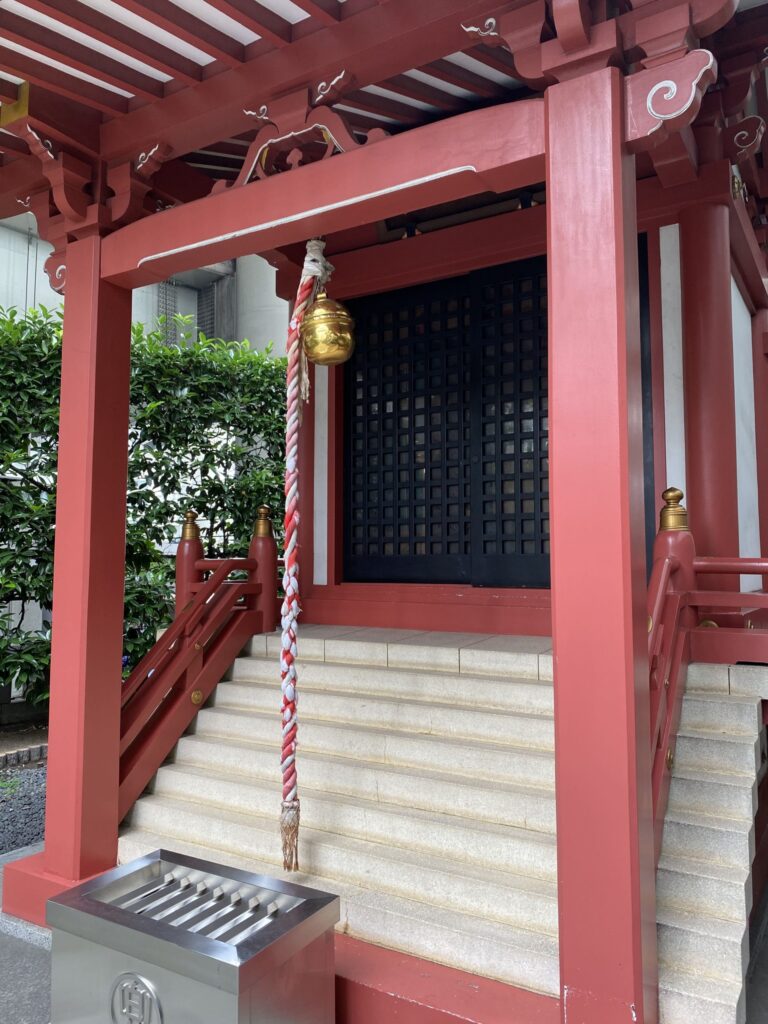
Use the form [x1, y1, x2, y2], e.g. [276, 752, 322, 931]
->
[25, 125, 55, 162]
[460, 17, 499, 39]
[625, 49, 718, 152]
[724, 115, 766, 164]
[11, 109, 176, 289]
[313, 69, 347, 105]
[214, 86, 387, 191]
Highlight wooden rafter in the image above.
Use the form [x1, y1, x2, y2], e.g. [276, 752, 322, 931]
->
[296, 0, 342, 25]
[0, 44, 129, 115]
[0, 10, 164, 103]
[22, 0, 203, 85]
[118, 0, 246, 67]
[0, 78, 18, 104]
[341, 90, 427, 125]
[379, 73, 467, 113]
[99, 0, 527, 161]
[204, 1, 293, 47]
[420, 59, 508, 100]
[469, 43, 523, 80]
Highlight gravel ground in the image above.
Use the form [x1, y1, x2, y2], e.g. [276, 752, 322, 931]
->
[0, 764, 46, 856]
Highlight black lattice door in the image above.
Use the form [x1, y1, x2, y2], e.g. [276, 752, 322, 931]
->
[344, 256, 549, 588]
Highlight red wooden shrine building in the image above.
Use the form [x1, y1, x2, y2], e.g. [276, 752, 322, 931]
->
[3, 1, 768, 1022]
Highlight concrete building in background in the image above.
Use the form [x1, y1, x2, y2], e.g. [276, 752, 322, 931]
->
[0, 213, 288, 355]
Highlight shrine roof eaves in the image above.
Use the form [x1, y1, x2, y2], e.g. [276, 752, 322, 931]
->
[0, 0, 528, 195]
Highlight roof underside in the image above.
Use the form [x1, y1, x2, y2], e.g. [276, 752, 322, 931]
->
[2, 0, 768, 234]
[0, 0, 529, 186]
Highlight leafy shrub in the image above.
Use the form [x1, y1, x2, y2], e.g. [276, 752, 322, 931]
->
[0, 307, 286, 705]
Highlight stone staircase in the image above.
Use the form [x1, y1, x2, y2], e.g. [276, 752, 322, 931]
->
[119, 626, 560, 995]
[657, 662, 767, 1024]
[118, 627, 767, 1018]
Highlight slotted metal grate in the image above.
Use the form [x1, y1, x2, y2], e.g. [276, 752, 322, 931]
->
[107, 866, 291, 948]
[47, 850, 339, 1024]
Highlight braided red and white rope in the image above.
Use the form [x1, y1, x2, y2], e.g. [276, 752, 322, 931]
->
[280, 238, 333, 871]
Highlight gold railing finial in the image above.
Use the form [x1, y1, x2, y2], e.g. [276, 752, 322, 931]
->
[660, 487, 688, 532]
[253, 504, 274, 539]
[181, 509, 200, 540]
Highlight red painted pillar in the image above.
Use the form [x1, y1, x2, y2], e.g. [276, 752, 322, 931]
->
[679, 204, 739, 579]
[3, 236, 132, 925]
[752, 309, 768, 588]
[546, 68, 657, 1024]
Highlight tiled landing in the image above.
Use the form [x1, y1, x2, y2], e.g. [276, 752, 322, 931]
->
[249, 625, 554, 680]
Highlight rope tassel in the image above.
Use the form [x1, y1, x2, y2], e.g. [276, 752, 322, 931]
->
[279, 238, 333, 871]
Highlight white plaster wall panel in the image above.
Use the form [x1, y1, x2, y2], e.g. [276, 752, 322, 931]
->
[0, 218, 61, 311]
[660, 224, 687, 497]
[235, 255, 289, 355]
[731, 277, 762, 591]
[0, 218, 161, 325]
[313, 365, 329, 587]
[132, 285, 158, 328]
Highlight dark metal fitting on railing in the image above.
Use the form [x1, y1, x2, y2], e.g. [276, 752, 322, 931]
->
[659, 487, 688, 532]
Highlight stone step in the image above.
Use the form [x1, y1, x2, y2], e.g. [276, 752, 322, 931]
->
[213, 680, 554, 750]
[656, 853, 751, 923]
[174, 733, 557, 833]
[118, 827, 560, 996]
[730, 663, 768, 699]
[232, 655, 555, 713]
[152, 763, 558, 880]
[674, 729, 760, 776]
[659, 968, 746, 1024]
[657, 905, 749, 985]
[668, 767, 756, 823]
[193, 707, 556, 788]
[249, 627, 554, 680]
[678, 693, 761, 736]
[661, 808, 754, 870]
[127, 794, 558, 934]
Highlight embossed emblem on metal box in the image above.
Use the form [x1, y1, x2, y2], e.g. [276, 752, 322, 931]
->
[110, 972, 163, 1024]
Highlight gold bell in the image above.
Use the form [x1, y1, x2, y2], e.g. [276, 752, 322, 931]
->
[300, 290, 355, 366]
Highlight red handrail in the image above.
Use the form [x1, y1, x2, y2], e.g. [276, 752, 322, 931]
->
[646, 492, 768, 861]
[118, 510, 279, 822]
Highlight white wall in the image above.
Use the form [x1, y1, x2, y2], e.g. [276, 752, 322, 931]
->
[660, 224, 687, 497]
[731, 277, 762, 591]
[1, 218, 289, 354]
[0, 215, 62, 311]
[313, 365, 329, 586]
[236, 255, 289, 355]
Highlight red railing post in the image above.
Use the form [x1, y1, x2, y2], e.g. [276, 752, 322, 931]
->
[175, 510, 204, 616]
[653, 488, 696, 623]
[248, 504, 279, 633]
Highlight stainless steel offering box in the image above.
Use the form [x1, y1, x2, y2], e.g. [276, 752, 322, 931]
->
[47, 848, 340, 1024]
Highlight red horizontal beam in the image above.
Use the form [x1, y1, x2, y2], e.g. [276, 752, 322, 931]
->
[0, 10, 163, 102]
[336, 934, 560, 1024]
[101, 97, 545, 288]
[686, 590, 768, 608]
[0, 153, 46, 219]
[99, 0, 527, 162]
[22, 0, 203, 85]
[693, 556, 768, 574]
[0, 44, 128, 115]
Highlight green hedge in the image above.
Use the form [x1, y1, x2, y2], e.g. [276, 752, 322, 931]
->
[0, 307, 286, 705]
